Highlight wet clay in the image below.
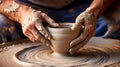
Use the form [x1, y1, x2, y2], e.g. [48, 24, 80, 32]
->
[47, 23, 81, 55]
[4, 1, 19, 13]
[0, 37, 120, 67]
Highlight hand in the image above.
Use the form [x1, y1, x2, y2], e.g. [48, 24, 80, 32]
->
[69, 10, 97, 54]
[20, 9, 59, 46]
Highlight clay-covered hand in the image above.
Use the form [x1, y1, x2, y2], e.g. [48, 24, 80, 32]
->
[20, 9, 59, 46]
[70, 10, 97, 54]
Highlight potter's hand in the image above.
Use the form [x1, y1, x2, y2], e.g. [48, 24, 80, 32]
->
[21, 9, 59, 46]
[70, 11, 97, 54]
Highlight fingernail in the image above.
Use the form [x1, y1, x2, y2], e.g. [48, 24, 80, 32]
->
[70, 43, 73, 47]
[70, 42, 75, 47]
[54, 23, 60, 27]
[48, 35, 51, 40]
[45, 34, 48, 39]
[46, 41, 50, 46]
[39, 27, 43, 31]
[70, 26, 76, 31]
[69, 49, 75, 55]
[56, 23, 60, 26]
[41, 31, 45, 35]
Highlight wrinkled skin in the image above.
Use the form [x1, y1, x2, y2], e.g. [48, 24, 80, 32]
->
[70, 11, 97, 54]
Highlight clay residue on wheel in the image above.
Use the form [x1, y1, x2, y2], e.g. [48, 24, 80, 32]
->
[0, 37, 120, 67]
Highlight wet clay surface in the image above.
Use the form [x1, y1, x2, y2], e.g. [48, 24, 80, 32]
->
[0, 37, 120, 67]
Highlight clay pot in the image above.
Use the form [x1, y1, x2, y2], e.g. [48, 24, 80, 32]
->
[47, 23, 81, 55]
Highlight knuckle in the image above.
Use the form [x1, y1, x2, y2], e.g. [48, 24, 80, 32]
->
[29, 23, 35, 27]
[22, 29, 27, 34]
[23, 31, 26, 34]
[36, 11, 41, 14]
[35, 36, 39, 40]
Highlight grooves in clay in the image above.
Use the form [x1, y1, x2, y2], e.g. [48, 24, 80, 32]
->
[47, 23, 81, 55]
[0, 37, 120, 67]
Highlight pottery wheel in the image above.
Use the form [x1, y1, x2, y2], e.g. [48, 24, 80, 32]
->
[0, 37, 120, 67]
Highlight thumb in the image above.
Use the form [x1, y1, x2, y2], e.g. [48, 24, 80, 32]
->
[71, 18, 83, 31]
[40, 13, 60, 27]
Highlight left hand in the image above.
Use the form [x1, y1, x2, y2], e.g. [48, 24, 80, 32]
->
[69, 10, 97, 54]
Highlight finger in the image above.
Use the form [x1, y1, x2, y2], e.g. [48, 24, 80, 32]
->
[69, 35, 91, 55]
[37, 35, 51, 46]
[25, 24, 39, 41]
[25, 31, 35, 42]
[40, 13, 59, 27]
[30, 26, 51, 46]
[22, 24, 35, 42]
[35, 20, 52, 40]
[31, 27, 51, 46]
[76, 15, 84, 23]
[71, 17, 84, 30]
[70, 27, 89, 47]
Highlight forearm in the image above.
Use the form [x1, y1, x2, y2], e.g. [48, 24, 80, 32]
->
[0, 0, 33, 24]
[86, 0, 114, 18]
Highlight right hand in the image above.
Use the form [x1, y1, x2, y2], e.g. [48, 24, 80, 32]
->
[20, 9, 59, 46]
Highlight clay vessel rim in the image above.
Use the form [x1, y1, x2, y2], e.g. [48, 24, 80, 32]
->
[47, 23, 73, 30]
